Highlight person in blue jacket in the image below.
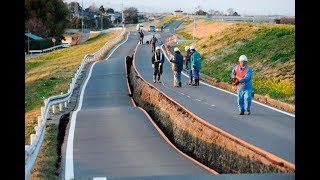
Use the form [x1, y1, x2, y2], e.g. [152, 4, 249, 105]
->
[190, 46, 202, 86]
[231, 55, 253, 115]
[170, 47, 184, 87]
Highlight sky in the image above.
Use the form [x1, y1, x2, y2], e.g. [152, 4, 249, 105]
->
[63, 0, 295, 16]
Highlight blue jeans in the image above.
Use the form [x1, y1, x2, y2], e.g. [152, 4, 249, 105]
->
[237, 87, 252, 113]
[192, 69, 200, 78]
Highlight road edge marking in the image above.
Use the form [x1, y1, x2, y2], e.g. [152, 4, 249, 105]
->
[65, 31, 130, 180]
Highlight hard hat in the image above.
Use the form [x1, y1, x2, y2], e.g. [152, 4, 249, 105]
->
[174, 47, 180, 52]
[156, 46, 161, 50]
[185, 46, 190, 51]
[239, 55, 248, 62]
[190, 46, 195, 50]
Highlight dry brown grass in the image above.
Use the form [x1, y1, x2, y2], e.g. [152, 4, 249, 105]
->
[25, 30, 122, 143]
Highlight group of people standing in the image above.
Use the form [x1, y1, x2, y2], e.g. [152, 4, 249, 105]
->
[147, 33, 253, 115]
[169, 46, 202, 87]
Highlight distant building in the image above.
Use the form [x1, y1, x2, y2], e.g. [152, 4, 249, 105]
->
[173, 10, 183, 17]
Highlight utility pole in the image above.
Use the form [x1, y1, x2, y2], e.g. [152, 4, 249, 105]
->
[193, 16, 196, 40]
[121, 0, 125, 30]
[27, 29, 30, 54]
[81, 0, 84, 34]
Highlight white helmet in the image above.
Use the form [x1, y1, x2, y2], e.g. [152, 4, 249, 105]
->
[174, 47, 180, 52]
[156, 46, 161, 50]
[239, 55, 248, 62]
[190, 46, 195, 50]
[185, 46, 190, 51]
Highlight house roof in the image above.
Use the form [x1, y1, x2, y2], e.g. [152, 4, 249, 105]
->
[25, 32, 43, 40]
[174, 10, 183, 12]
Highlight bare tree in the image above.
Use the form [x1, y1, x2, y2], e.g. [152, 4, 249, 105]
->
[208, 9, 215, 15]
[226, 8, 235, 16]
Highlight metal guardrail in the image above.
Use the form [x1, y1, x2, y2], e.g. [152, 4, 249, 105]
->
[25, 29, 126, 179]
[29, 44, 65, 54]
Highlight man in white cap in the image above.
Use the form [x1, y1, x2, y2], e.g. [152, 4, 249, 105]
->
[151, 46, 165, 83]
[231, 55, 253, 115]
[170, 47, 184, 87]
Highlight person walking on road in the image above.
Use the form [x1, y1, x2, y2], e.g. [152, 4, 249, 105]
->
[231, 55, 253, 115]
[151, 46, 165, 83]
[190, 46, 202, 86]
[139, 30, 144, 44]
[150, 34, 158, 52]
[184, 46, 193, 85]
[170, 47, 184, 87]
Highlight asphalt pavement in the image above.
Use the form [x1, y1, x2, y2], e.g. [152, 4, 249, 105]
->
[67, 31, 212, 179]
[134, 21, 295, 164]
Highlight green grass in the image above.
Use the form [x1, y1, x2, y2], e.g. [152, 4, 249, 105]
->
[31, 124, 59, 179]
[156, 15, 176, 28]
[175, 30, 201, 41]
[176, 21, 295, 103]
[25, 31, 123, 143]
[253, 77, 295, 103]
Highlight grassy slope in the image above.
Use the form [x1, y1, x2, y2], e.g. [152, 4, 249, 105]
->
[174, 19, 295, 103]
[31, 124, 59, 179]
[25, 31, 121, 143]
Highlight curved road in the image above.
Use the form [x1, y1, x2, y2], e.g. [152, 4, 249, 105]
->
[65, 31, 212, 179]
[135, 21, 295, 164]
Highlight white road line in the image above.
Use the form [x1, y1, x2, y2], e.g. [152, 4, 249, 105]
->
[93, 177, 107, 180]
[187, 95, 191, 98]
[204, 102, 209, 105]
[160, 45, 294, 118]
[180, 92, 185, 95]
[211, 105, 216, 107]
[65, 32, 130, 180]
[195, 99, 201, 102]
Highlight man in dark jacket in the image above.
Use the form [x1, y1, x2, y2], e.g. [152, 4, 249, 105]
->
[150, 34, 157, 52]
[170, 47, 184, 87]
[139, 30, 144, 44]
[151, 46, 165, 83]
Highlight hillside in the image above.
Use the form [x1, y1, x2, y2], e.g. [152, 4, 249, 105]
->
[174, 19, 295, 104]
[25, 31, 122, 143]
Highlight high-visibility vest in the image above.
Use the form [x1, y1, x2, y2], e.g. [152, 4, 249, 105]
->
[234, 65, 249, 85]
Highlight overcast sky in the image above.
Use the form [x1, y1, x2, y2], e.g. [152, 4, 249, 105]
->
[64, 0, 295, 16]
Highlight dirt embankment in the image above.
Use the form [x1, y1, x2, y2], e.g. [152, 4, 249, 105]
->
[126, 52, 295, 174]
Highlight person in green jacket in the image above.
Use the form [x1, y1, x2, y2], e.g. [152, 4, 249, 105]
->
[190, 46, 202, 86]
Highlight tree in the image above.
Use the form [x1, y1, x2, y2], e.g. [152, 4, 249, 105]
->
[88, 4, 98, 12]
[25, 0, 69, 37]
[106, 8, 114, 14]
[195, 9, 207, 15]
[123, 7, 139, 24]
[226, 8, 235, 16]
[25, 18, 50, 37]
[208, 9, 215, 15]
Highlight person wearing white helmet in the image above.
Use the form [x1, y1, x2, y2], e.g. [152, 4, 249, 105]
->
[183, 46, 193, 85]
[190, 46, 202, 86]
[151, 46, 165, 83]
[231, 55, 253, 115]
[170, 47, 184, 87]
